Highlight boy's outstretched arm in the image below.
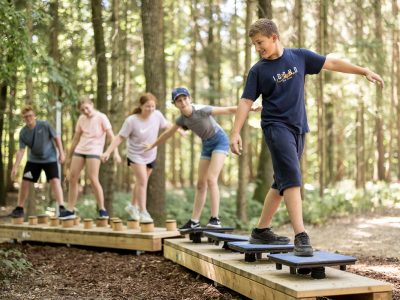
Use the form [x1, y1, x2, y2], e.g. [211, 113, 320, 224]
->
[322, 57, 384, 87]
[230, 99, 253, 155]
[212, 103, 262, 116]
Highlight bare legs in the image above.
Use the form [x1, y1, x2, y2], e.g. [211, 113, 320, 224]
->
[130, 164, 152, 212]
[191, 153, 226, 220]
[67, 157, 105, 211]
[257, 186, 305, 235]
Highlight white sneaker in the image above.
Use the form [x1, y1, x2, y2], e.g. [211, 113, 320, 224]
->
[125, 204, 140, 220]
[139, 210, 153, 223]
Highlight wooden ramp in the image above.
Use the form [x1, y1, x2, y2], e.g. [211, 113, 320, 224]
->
[164, 238, 393, 300]
[0, 222, 180, 252]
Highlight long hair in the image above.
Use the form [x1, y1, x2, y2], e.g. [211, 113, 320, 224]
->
[130, 93, 157, 115]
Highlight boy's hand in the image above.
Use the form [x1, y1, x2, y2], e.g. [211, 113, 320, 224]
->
[230, 133, 242, 155]
[365, 70, 384, 88]
[59, 152, 66, 164]
[250, 103, 262, 112]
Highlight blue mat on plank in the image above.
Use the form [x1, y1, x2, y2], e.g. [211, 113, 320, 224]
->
[267, 251, 356, 266]
[203, 231, 249, 241]
[228, 241, 294, 252]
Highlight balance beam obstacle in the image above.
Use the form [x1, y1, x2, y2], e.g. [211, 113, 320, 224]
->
[164, 238, 392, 300]
[0, 222, 180, 252]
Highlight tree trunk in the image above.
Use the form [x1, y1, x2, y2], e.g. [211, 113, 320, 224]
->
[373, 0, 385, 181]
[252, 0, 273, 203]
[90, 0, 112, 212]
[141, 0, 167, 225]
[394, 0, 400, 180]
[6, 75, 17, 192]
[354, 0, 366, 190]
[0, 83, 7, 205]
[190, 0, 199, 187]
[237, 0, 256, 222]
[317, 0, 326, 196]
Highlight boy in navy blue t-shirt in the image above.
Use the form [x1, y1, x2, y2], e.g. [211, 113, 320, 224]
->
[230, 19, 384, 256]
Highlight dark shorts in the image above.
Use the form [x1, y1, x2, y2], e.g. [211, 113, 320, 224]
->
[22, 161, 59, 183]
[73, 152, 101, 160]
[200, 129, 230, 160]
[263, 125, 305, 196]
[127, 158, 156, 169]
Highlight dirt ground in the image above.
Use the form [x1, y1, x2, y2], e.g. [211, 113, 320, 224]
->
[0, 209, 399, 299]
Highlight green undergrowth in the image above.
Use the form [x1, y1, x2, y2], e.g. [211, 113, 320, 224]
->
[0, 248, 35, 284]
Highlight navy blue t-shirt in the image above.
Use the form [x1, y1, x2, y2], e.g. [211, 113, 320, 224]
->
[242, 48, 326, 133]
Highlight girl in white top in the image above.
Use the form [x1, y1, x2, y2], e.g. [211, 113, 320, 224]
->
[102, 93, 170, 222]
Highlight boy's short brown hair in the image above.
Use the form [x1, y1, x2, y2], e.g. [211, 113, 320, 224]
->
[249, 18, 280, 39]
[21, 105, 35, 115]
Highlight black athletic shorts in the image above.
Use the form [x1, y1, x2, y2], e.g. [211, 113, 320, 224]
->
[127, 158, 156, 169]
[262, 125, 305, 196]
[22, 161, 59, 182]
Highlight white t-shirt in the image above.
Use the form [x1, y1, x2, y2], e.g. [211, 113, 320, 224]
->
[119, 110, 168, 164]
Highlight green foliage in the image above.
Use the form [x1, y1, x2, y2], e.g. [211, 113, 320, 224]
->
[0, 248, 34, 283]
[0, 0, 28, 84]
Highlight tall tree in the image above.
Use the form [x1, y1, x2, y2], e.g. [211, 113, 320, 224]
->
[316, 0, 326, 196]
[237, 0, 256, 222]
[394, 0, 400, 180]
[373, 0, 385, 181]
[355, 0, 366, 190]
[141, 0, 167, 225]
[252, 0, 273, 203]
[90, 0, 113, 212]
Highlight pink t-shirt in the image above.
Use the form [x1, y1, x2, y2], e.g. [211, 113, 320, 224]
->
[119, 110, 168, 164]
[74, 111, 112, 155]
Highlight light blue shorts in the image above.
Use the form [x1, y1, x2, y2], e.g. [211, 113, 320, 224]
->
[200, 129, 230, 160]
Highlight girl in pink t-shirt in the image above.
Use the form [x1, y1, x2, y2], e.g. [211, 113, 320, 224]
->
[60, 97, 121, 220]
[102, 93, 170, 223]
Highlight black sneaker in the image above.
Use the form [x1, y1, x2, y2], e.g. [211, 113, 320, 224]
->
[206, 217, 222, 228]
[179, 219, 200, 230]
[59, 210, 76, 220]
[9, 206, 24, 218]
[58, 205, 66, 217]
[249, 227, 290, 245]
[294, 232, 313, 257]
[99, 209, 109, 218]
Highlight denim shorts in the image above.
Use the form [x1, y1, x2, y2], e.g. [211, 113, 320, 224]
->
[200, 129, 230, 160]
[263, 125, 305, 195]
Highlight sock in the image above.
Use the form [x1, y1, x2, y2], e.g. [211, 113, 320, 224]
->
[191, 219, 199, 223]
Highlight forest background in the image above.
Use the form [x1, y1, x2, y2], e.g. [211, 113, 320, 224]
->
[1, 0, 399, 228]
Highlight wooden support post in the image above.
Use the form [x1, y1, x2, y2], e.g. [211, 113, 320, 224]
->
[127, 219, 139, 230]
[165, 219, 177, 231]
[28, 216, 38, 225]
[11, 217, 23, 225]
[141, 221, 154, 233]
[62, 219, 74, 228]
[37, 214, 49, 224]
[113, 220, 123, 231]
[83, 218, 93, 229]
[50, 217, 59, 227]
[96, 217, 108, 227]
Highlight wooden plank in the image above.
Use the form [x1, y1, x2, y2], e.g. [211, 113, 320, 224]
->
[0, 223, 180, 252]
[164, 239, 393, 299]
[164, 244, 314, 300]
